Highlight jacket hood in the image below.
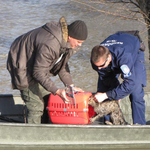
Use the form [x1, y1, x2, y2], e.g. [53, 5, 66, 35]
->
[42, 17, 69, 48]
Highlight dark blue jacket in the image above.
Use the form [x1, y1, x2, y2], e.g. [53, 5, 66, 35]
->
[91, 32, 141, 100]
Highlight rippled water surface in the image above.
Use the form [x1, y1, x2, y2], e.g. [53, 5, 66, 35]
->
[0, 0, 149, 95]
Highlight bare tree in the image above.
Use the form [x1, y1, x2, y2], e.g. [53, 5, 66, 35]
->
[71, 0, 150, 61]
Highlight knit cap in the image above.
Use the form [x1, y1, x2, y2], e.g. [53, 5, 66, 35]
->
[68, 20, 88, 40]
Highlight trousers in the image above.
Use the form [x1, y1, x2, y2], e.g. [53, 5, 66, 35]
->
[20, 83, 50, 124]
[97, 51, 147, 125]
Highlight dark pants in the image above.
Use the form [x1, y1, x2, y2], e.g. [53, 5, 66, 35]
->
[97, 51, 147, 125]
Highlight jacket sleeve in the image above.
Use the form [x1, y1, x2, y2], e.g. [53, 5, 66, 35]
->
[106, 53, 136, 100]
[33, 44, 59, 94]
[58, 48, 80, 87]
[106, 74, 135, 100]
[58, 62, 73, 86]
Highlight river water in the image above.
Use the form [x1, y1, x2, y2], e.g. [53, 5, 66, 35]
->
[0, 0, 150, 95]
[0, 1, 150, 150]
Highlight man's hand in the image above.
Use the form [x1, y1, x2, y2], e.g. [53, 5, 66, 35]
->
[94, 92, 108, 103]
[73, 86, 84, 93]
[55, 89, 70, 103]
[69, 84, 84, 93]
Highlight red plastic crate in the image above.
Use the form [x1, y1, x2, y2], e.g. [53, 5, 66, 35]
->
[47, 92, 96, 124]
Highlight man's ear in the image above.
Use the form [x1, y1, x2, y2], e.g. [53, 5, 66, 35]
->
[108, 53, 111, 60]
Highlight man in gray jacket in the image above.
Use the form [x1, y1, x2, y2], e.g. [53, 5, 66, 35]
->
[7, 17, 88, 124]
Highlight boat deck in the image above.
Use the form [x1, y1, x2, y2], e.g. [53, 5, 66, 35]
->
[0, 94, 150, 149]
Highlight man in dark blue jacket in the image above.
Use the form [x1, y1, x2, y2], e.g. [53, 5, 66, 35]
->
[91, 32, 147, 125]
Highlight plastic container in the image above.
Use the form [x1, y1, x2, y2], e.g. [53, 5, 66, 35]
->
[47, 92, 96, 124]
